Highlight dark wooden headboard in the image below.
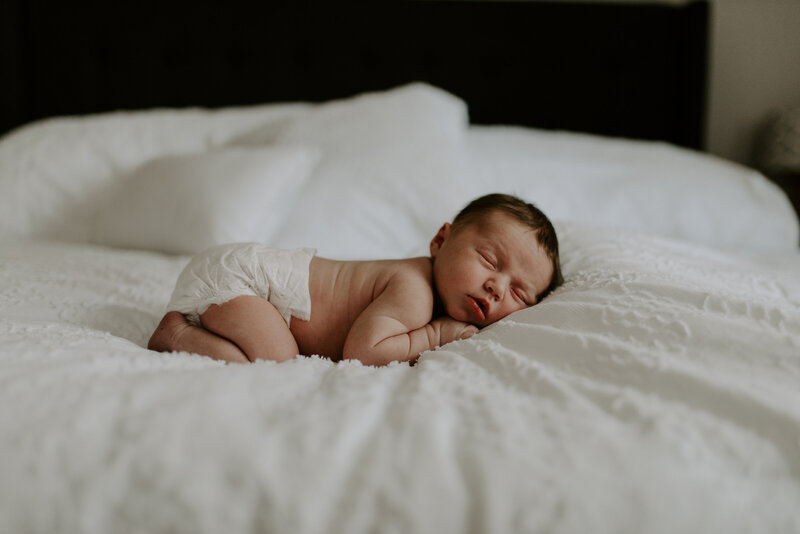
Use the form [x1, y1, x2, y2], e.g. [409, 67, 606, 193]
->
[1, 0, 709, 149]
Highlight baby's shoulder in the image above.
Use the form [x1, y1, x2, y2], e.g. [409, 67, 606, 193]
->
[376, 258, 435, 320]
[384, 256, 433, 286]
[368, 257, 433, 300]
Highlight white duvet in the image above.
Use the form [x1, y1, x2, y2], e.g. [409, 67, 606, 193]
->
[1, 84, 799, 533]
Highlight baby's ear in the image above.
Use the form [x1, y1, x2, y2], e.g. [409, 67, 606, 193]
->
[429, 223, 451, 257]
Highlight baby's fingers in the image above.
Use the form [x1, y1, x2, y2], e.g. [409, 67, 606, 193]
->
[459, 325, 479, 340]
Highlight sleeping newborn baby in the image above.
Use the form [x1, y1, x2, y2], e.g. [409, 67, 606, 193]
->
[148, 193, 563, 366]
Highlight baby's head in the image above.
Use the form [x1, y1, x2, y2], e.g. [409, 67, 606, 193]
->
[430, 193, 563, 327]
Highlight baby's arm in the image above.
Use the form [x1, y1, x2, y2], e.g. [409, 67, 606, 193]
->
[342, 274, 476, 366]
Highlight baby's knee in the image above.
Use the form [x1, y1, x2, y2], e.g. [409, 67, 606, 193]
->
[201, 296, 299, 363]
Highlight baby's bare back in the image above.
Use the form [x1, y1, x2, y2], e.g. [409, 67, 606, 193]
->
[289, 256, 435, 360]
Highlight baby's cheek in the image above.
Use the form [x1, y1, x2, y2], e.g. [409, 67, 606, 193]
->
[501, 303, 527, 320]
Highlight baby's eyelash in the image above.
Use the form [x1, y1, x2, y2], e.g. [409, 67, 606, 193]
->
[514, 289, 532, 305]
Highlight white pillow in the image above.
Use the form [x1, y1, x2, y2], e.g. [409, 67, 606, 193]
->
[91, 146, 318, 255]
[464, 126, 800, 252]
[0, 103, 311, 243]
[234, 83, 474, 260]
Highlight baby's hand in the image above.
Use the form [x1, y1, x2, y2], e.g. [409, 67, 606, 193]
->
[432, 317, 479, 346]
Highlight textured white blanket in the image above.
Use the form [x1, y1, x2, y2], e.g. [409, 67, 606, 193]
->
[1, 223, 798, 534]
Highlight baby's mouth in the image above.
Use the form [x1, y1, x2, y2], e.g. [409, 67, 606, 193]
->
[467, 295, 487, 321]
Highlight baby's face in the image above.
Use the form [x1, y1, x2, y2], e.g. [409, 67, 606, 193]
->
[431, 211, 554, 328]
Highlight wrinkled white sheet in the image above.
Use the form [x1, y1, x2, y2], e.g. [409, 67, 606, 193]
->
[1, 223, 799, 534]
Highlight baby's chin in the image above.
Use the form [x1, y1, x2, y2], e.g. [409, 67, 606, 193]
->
[445, 304, 473, 324]
[473, 318, 494, 329]
[451, 307, 490, 328]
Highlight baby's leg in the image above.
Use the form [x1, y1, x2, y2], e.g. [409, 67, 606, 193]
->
[149, 311, 250, 364]
[200, 295, 300, 363]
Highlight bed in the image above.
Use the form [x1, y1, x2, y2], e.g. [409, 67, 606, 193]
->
[2, 2, 800, 534]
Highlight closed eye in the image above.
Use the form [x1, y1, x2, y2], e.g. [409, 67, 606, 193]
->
[479, 251, 496, 270]
[514, 288, 533, 306]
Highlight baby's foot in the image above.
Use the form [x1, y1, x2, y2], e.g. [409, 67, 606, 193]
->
[148, 311, 191, 352]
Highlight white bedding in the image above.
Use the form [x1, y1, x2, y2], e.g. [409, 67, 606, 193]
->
[1, 84, 799, 533]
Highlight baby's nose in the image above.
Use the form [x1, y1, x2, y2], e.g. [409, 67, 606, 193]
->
[486, 279, 506, 300]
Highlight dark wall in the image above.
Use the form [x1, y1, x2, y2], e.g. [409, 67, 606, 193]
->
[0, 1, 708, 149]
[1, 0, 25, 133]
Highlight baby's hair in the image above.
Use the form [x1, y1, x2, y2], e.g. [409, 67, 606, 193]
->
[452, 193, 563, 300]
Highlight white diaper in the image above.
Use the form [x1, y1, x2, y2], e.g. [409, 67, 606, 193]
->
[167, 243, 316, 327]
